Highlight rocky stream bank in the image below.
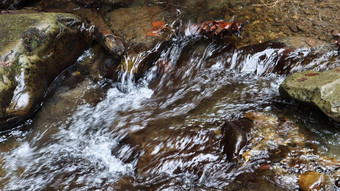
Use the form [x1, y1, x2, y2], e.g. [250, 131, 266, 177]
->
[0, 0, 339, 190]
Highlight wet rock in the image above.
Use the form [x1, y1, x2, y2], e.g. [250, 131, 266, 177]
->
[288, 22, 299, 33]
[0, 13, 90, 130]
[331, 29, 339, 37]
[73, 0, 133, 7]
[222, 119, 251, 162]
[104, 5, 175, 75]
[212, 36, 337, 76]
[240, 112, 340, 190]
[298, 172, 326, 191]
[33, 0, 125, 57]
[275, 36, 334, 51]
[105, 6, 174, 53]
[280, 67, 340, 122]
[241, 112, 305, 162]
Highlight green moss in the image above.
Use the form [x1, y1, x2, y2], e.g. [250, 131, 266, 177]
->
[0, 14, 38, 51]
[21, 28, 47, 54]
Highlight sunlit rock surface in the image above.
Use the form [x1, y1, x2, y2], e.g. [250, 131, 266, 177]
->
[0, 13, 90, 130]
[280, 67, 340, 122]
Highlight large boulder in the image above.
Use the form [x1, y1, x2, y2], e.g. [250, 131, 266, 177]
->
[280, 67, 340, 122]
[0, 13, 90, 130]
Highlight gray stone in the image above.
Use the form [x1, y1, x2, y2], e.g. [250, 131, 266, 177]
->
[0, 13, 90, 130]
[280, 67, 340, 122]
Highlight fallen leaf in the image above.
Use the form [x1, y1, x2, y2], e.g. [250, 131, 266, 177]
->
[259, 164, 271, 170]
[305, 73, 319, 77]
[100, 30, 110, 35]
[186, 20, 246, 37]
[1, 10, 14, 14]
[0, 62, 12, 67]
[147, 21, 168, 37]
[152, 21, 166, 28]
[297, 77, 308, 82]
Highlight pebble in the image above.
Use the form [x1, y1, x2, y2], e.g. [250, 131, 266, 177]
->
[319, 35, 327, 41]
[297, 24, 308, 32]
[288, 23, 299, 32]
[331, 29, 340, 37]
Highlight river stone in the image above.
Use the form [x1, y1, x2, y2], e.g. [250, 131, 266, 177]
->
[105, 5, 174, 52]
[275, 36, 335, 53]
[222, 119, 251, 162]
[298, 171, 326, 191]
[0, 13, 90, 130]
[280, 67, 340, 122]
[104, 5, 175, 75]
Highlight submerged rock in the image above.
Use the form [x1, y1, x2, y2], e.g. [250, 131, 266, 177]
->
[298, 171, 326, 191]
[0, 13, 90, 130]
[280, 67, 340, 122]
[237, 112, 339, 190]
[222, 119, 251, 162]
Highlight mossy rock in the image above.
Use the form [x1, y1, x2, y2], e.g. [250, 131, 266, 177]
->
[280, 67, 340, 122]
[0, 13, 91, 130]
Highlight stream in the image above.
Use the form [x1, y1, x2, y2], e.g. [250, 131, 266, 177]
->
[0, 0, 340, 190]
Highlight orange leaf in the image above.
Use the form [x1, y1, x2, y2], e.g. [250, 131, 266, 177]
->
[259, 164, 271, 170]
[216, 21, 232, 29]
[305, 73, 319, 77]
[297, 77, 308, 82]
[152, 21, 166, 27]
[100, 30, 110, 35]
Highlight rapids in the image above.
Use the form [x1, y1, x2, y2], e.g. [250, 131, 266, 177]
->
[0, 0, 340, 190]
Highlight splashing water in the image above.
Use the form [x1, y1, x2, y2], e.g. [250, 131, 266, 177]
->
[0, 5, 340, 190]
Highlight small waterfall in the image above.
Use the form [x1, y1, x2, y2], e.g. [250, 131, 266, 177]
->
[0, 17, 339, 190]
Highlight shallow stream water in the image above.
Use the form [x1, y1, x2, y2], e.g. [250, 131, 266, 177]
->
[0, 0, 340, 190]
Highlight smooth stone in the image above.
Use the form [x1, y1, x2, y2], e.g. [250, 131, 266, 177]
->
[222, 118, 252, 162]
[0, 13, 90, 130]
[280, 67, 340, 122]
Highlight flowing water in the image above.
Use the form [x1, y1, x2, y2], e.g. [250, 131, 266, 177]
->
[1, 0, 340, 190]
